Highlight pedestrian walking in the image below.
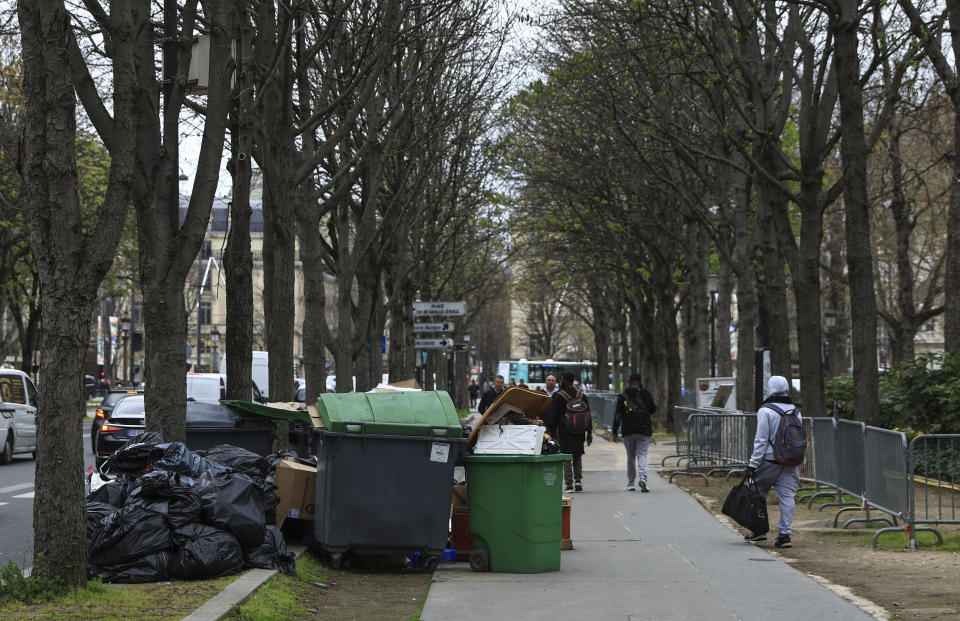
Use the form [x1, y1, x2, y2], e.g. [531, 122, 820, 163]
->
[468, 379, 480, 408]
[611, 373, 656, 492]
[544, 371, 592, 492]
[478, 375, 506, 415]
[743, 375, 802, 548]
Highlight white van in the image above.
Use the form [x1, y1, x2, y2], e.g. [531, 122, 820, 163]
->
[0, 369, 38, 464]
[186, 373, 227, 404]
[187, 372, 264, 404]
[219, 351, 270, 399]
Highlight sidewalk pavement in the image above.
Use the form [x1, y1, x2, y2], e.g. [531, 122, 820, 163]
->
[422, 435, 882, 621]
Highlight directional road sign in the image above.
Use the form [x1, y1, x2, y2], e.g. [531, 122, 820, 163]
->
[414, 321, 454, 333]
[415, 338, 453, 349]
[412, 301, 465, 316]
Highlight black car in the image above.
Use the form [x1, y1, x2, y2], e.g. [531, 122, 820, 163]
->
[95, 396, 278, 468]
[93, 393, 147, 466]
[91, 388, 143, 453]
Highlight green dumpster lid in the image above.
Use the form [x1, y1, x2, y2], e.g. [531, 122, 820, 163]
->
[460, 453, 571, 463]
[220, 400, 314, 426]
[316, 391, 464, 437]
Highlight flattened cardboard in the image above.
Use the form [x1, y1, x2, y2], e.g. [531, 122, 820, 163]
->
[466, 386, 552, 448]
[274, 458, 317, 528]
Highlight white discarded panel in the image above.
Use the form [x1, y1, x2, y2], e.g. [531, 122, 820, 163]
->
[473, 425, 545, 455]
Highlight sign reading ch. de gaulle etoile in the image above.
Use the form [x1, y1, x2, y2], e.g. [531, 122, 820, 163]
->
[412, 301, 466, 316]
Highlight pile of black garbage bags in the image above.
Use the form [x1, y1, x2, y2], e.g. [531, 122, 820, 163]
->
[86, 433, 297, 583]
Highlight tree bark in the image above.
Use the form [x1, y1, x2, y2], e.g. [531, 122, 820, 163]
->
[833, 0, 880, 423]
[19, 0, 136, 585]
[224, 18, 254, 402]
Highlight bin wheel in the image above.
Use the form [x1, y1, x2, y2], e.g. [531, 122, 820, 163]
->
[419, 555, 439, 572]
[469, 549, 489, 572]
[329, 552, 343, 569]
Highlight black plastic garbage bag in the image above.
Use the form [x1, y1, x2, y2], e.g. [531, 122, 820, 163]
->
[198, 444, 269, 479]
[88, 504, 172, 567]
[105, 433, 165, 474]
[91, 550, 172, 584]
[151, 442, 224, 478]
[85, 501, 116, 539]
[197, 470, 266, 548]
[265, 450, 299, 474]
[171, 523, 244, 580]
[540, 437, 561, 455]
[721, 475, 769, 535]
[86, 473, 135, 507]
[126, 471, 203, 530]
[243, 525, 296, 575]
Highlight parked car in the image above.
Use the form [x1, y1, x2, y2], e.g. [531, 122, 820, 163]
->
[0, 369, 39, 465]
[94, 395, 277, 467]
[91, 387, 144, 453]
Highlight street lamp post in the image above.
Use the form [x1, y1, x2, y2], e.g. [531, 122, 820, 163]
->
[211, 326, 220, 373]
[707, 274, 719, 377]
[121, 316, 131, 386]
[824, 308, 836, 376]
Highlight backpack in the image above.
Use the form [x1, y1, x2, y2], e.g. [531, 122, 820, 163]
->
[766, 403, 806, 466]
[621, 391, 653, 436]
[558, 389, 592, 434]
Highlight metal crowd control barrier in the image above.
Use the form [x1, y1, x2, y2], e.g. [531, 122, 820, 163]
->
[662, 407, 957, 550]
[662, 406, 697, 467]
[585, 391, 617, 429]
[668, 411, 756, 486]
[904, 434, 960, 549]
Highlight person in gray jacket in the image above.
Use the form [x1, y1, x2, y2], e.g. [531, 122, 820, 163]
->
[743, 375, 800, 548]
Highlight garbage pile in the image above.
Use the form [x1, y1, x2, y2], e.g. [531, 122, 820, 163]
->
[467, 387, 559, 455]
[86, 433, 296, 583]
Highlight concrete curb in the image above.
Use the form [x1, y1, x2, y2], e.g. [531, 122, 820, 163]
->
[180, 544, 306, 621]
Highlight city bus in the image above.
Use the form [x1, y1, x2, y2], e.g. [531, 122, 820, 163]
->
[496, 359, 599, 391]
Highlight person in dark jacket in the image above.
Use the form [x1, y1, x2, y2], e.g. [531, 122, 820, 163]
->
[468, 380, 480, 408]
[544, 371, 593, 492]
[612, 373, 657, 492]
[478, 375, 505, 415]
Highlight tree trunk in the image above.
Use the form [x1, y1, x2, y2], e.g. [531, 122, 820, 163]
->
[834, 0, 880, 423]
[732, 169, 757, 410]
[19, 0, 134, 586]
[224, 1, 255, 402]
[758, 177, 792, 380]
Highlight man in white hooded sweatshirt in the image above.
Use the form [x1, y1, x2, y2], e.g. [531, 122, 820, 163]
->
[743, 375, 800, 548]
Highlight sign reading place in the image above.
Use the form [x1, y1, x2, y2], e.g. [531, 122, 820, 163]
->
[412, 301, 465, 317]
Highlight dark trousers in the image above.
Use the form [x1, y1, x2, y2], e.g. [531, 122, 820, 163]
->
[563, 454, 583, 487]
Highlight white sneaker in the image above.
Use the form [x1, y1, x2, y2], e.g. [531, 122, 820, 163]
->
[624, 484, 636, 491]
[564, 486, 574, 493]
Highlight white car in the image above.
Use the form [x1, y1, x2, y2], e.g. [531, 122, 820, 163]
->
[0, 369, 39, 465]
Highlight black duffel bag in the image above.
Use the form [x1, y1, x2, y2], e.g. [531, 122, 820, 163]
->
[721, 474, 769, 535]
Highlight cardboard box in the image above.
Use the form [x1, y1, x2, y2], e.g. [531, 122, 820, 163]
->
[274, 458, 317, 528]
[473, 425, 545, 455]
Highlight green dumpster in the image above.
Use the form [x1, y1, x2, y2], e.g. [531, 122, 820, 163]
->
[316, 391, 464, 437]
[461, 453, 571, 573]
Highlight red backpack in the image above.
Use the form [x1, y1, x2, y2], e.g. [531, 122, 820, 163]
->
[558, 389, 591, 434]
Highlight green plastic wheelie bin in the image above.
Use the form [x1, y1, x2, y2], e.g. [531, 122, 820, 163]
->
[461, 453, 571, 573]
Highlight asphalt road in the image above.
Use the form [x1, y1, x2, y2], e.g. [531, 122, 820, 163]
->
[0, 420, 96, 570]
